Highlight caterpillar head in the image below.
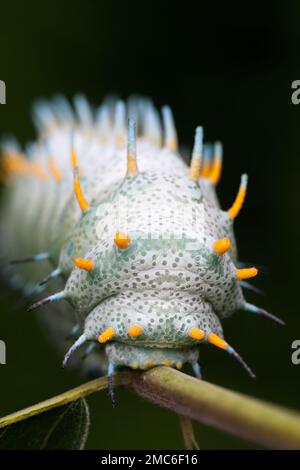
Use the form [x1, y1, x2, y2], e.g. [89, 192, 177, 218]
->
[60, 139, 254, 372]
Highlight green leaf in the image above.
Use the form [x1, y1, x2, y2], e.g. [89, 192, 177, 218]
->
[0, 398, 90, 450]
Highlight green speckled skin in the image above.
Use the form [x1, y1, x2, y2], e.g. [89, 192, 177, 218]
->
[60, 170, 243, 368]
[0, 96, 251, 373]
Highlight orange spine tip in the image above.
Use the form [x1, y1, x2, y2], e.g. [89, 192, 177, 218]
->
[10, 154, 31, 175]
[127, 155, 138, 176]
[98, 327, 115, 344]
[189, 327, 206, 341]
[73, 257, 95, 271]
[201, 161, 212, 178]
[126, 118, 138, 176]
[208, 332, 228, 350]
[236, 267, 258, 280]
[2, 157, 23, 177]
[209, 159, 222, 185]
[116, 134, 126, 148]
[189, 161, 201, 180]
[209, 141, 223, 185]
[162, 106, 178, 152]
[31, 162, 48, 181]
[48, 157, 62, 182]
[213, 238, 231, 255]
[71, 145, 78, 168]
[168, 139, 178, 152]
[189, 127, 203, 181]
[228, 174, 248, 219]
[74, 174, 90, 212]
[71, 139, 89, 212]
[128, 324, 143, 337]
[114, 232, 131, 250]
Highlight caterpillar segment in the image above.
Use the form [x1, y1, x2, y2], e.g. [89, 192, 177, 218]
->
[0, 96, 283, 394]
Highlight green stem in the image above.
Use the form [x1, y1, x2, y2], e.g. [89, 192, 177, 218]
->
[178, 414, 199, 450]
[130, 367, 300, 449]
[0, 372, 131, 428]
[1, 367, 300, 450]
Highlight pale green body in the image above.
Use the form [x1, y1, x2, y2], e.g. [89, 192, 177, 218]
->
[0, 97, 249, 373]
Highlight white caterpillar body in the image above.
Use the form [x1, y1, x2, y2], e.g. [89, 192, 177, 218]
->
[0, 95, 282, 387]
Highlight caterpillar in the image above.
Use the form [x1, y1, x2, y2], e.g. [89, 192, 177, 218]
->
[0, 95, 283, 402]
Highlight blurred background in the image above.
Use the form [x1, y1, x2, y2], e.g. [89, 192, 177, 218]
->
[0, 0, 298, 449]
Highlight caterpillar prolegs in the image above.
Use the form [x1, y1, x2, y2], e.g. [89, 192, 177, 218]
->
[0, 96, 284, 397]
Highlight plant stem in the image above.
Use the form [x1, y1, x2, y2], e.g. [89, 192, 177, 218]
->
[0, 372, 131, 428]
[178, 414, 199, 450]
[1, 366, 300, 450]
[130, 367, 300, 449]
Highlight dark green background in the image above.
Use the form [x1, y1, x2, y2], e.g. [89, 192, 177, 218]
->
[0, 0, 299, 449]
